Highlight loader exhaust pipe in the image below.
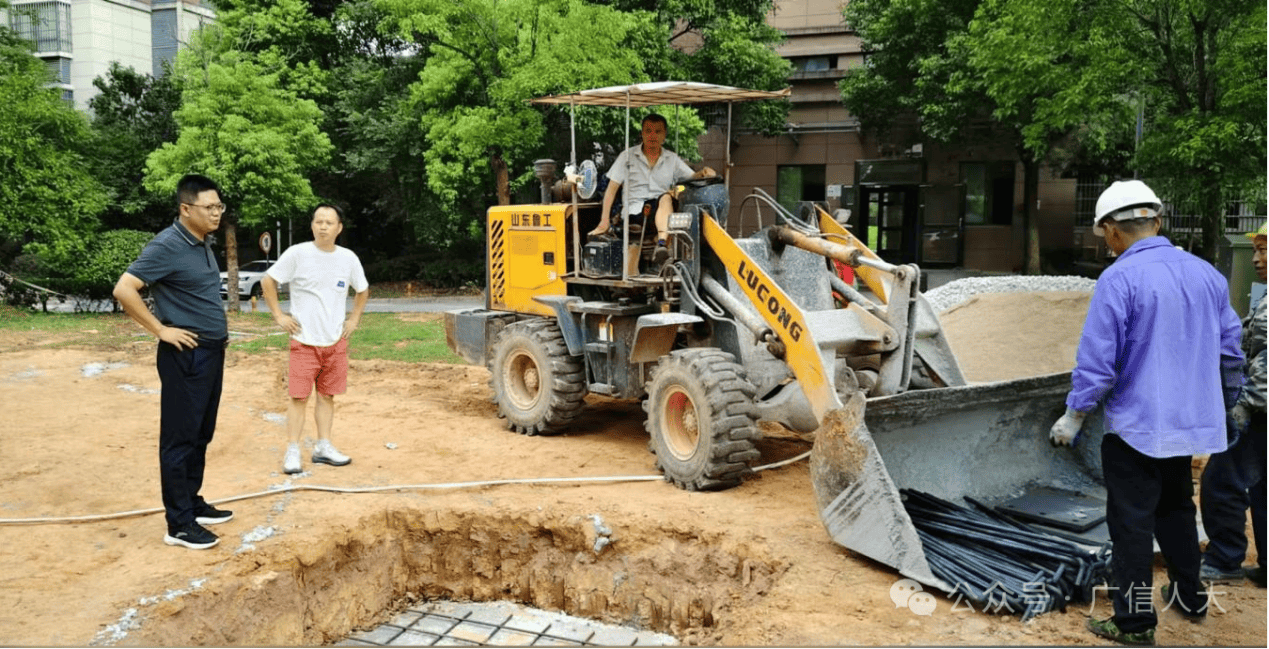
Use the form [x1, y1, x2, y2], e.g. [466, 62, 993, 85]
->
[533, 159, 557, 204]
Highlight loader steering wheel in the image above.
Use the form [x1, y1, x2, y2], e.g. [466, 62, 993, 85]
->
[682, 176, 724, 189]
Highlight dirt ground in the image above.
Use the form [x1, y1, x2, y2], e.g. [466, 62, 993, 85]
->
[0, 291, 1264, 646]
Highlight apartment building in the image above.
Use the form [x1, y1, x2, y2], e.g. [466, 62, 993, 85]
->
[696, 0, 1072, 271]
[3, 0, 214, 110]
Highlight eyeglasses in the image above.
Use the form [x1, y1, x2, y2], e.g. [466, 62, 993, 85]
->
[184, 202, 226, 214]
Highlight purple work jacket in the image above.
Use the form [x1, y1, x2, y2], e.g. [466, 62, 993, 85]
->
[1067, 236, 1244, 458]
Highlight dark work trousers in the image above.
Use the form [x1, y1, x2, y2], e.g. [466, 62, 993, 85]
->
[1201, 415, 1267, 572]
[1102, 433, 1206, 632]
[156, 341, 225, 530]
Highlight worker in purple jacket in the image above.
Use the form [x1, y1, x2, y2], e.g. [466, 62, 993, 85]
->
[1048, 180, 1244, 646]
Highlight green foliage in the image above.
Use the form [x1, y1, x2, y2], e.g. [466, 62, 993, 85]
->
[380, 0, 650, 213]
[969, 0, 1266, 257]
[88, 63, 183, 233]
[203, 0, 335, 102]
[840, 0, 983, 140]
[1128, 2, 1267, 214]
[841, 0, 1266, 260]
[362, 237, 484, 288]
[72, 230, 154, 300]
[145, 44, 333, 228]
[0, 11, 108, 268]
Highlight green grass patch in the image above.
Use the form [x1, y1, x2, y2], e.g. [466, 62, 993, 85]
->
[0, 306, 465, 364]
[0, 306, 143, 349]
[231, 312, 466, 364]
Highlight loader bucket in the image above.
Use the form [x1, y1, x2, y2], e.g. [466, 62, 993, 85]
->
[810, 371, 1107, 593]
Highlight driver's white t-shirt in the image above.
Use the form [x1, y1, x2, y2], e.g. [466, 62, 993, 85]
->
[606, 145, 696, 215]
[266, 242, 369, 348]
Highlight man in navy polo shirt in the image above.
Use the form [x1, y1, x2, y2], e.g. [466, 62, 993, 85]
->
[113, 174, 233, 550]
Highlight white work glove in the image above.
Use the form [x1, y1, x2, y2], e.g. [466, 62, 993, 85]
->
[1049, 408, 1087, 447]
[1230, 403, 1251, 431]
[1227, 403, 1251, 447]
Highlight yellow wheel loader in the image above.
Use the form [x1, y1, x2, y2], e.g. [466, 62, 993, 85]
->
[445, 82, 1108, 598]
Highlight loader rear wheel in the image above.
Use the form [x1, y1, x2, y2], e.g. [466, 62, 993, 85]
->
[644, 348, 760, 491]
[489, 319, 586, 435]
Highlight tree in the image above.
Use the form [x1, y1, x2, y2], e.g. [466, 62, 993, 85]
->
[73, 229, 154, 306]
[841, 0, 1060, 274]
[377, 0, 789, 229]
[146, 33, 333, 312]
[1124, 0, 1266, 259]
[955, 0, 1138, 273]
[601, 0, 791, 133]
[963, 0, 1265, 260]
[378, 0, 650, 216]
[0, 3, 108, 270]
[843, 0, 1266, 265]
[88, 63, 183, 233]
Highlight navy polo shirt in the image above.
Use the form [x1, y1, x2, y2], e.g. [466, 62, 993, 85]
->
[127, 218, 228, 341]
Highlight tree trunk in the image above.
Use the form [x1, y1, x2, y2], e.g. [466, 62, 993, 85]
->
[492, 151, 510, 206]
[224, 221, 239, 314]
[1022, 157, 1041, 275]
[1198, 178, 1222, 262]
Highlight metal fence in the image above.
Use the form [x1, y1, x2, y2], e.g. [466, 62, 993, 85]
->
[1075, 174, 1264, 235]
[1163, 202, 1265, 238]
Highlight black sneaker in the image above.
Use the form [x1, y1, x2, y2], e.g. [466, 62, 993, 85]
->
[164, 522, 219, 550]
[1160, 584, 1206, 623]
[1246, 566, 1266, 588]
[1200, 561, 1246, 582]
[652, 244, 670, 267]
[194, 504, 233, 525]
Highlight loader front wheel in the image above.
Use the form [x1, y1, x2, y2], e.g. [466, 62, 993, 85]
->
[489, 319, 586, 435]
[644, 349, 760, 491]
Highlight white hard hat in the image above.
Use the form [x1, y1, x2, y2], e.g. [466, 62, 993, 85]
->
[1093, 180, 1162, 235]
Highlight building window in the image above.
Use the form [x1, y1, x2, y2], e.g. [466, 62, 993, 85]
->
[961, 162, 1015, 225]
[1074, 174, 1107, 227]
[10, 0, 72, 53]
[777, 165, 827, 214]
[43, 56, 70, 84]
[792, 56, 837, 73]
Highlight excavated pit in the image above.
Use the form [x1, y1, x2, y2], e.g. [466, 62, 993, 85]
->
[120, 504, 786, 646]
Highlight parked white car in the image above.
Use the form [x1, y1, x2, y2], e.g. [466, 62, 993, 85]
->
[220, 260, 283, 298]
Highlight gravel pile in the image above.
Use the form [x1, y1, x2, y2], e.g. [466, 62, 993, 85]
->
[925, 275, 1097, 313]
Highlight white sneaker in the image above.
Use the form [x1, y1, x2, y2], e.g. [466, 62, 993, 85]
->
[283, 444, 302, 474]
[312, 439, 351, 466]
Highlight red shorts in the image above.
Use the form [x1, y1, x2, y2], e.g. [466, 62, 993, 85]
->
[288, 338, 349, 399]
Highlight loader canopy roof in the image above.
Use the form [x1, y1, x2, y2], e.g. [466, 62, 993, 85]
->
[530, 81, 790, 107]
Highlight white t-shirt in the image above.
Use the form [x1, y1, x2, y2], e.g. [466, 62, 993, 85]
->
[606, 145, 695, 215]
[267, 242, 369, 347]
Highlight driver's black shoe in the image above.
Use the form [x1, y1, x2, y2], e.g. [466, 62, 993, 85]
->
[652, 245, 671, 268]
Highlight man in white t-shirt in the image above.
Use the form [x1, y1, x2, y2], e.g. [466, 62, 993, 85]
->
[588, 113, 716, 267]
[262, 204, 369, 474]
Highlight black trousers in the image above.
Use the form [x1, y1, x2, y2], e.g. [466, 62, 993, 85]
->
[1201, 414, 1267, 572]
[1103, 434, 1206, 632]
[156, 341, 225, 530]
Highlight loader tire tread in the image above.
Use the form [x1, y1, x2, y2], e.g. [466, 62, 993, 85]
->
[488, 318, 586, 436]
[644, 348, 760, 491]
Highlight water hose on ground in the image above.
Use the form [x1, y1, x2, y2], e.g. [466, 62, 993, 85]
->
[0, 451, 811, 526]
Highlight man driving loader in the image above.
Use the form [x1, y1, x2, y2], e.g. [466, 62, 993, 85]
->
[588, 113, 716, 268]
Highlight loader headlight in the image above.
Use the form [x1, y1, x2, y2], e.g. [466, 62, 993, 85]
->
[667, 212, 693, 231]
